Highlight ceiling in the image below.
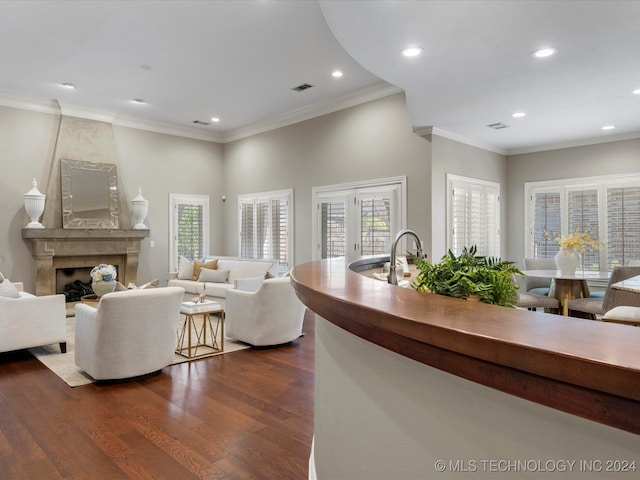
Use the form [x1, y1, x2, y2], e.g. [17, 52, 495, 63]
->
[2, 1, 640, 155]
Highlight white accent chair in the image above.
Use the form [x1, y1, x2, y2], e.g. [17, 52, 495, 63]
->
[74, 286, 185, 380]
[225, 277, 306, 347]
[0, 282, 67, 354]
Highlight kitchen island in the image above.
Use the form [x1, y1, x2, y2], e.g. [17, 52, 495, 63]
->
[291, 257, 640, 480]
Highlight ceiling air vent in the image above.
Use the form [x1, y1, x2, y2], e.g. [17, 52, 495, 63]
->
[292, 83, 314, 92]
[486, 122, 509, 130]
[192, 120, 210, 126]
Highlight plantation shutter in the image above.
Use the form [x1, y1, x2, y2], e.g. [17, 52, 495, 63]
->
[532, 191, 561, 258]
[169, 194, 209, 272]
[239, 200, 255, 258]
[271, 198, 289, 270]
[176, 203, 204, 261]
[320, 200, 346, 259]
[607, 185, 640, 268]
[358, 191, 393, 256]
[238, 190, 293, 275]
[567, 188, 600, 271]
[449, 176, 500, 258]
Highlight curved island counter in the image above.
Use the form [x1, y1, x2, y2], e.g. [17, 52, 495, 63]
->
[291, 258, 640, 480]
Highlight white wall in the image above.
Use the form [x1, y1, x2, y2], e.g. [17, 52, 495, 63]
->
[506, 138, 640, 267]
[430, 135, 508, 261]
[222, 93, 431, 265]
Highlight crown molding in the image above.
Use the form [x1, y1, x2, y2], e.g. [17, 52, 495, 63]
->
[415, 126, 507, 156]
[221, 82, 403, 143]
[507, 131, 640, 155]
[0, 93, 60, 115]
[112, 115, 225, 142]
[1, 84, 402, 144]
[57, 101, 116, 123]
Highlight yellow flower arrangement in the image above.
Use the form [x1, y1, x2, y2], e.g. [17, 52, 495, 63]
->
[554, 229, 602, 253]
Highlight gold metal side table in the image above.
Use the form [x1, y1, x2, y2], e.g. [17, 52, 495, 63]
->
[176, 300, 224, 358]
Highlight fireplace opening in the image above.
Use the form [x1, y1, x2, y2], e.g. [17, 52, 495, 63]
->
[56, 265, 120, 303]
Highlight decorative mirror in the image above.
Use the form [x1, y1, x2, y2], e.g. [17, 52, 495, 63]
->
[61, 159, 119, 229]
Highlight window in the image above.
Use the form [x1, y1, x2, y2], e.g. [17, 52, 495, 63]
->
[447, 174, 500, 257]
[238, 189, 293, 276]
[169, 194, 209, 271]
[313, 177, 406, 261]
[525, 174, 640, 271]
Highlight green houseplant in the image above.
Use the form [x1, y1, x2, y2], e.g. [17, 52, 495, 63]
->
[411, 246, 523, 307]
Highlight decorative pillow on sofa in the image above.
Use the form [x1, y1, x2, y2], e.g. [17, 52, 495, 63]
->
[192, 259, 218, 281]
[0, 278, 21, 298]
[198, 268, 229, 283]
[177, 256, 195, 280]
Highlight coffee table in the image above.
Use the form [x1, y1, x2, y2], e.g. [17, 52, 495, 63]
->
[176, 300, 224, 358]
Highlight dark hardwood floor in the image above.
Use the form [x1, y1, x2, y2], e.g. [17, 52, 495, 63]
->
[0, 312, 315, 479]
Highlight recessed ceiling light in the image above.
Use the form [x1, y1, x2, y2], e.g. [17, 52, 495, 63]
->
[332, 70, 343, 78]
[61, 82, 75, 89]
[402, 46, 423, 57]
[512, 112, 526, 118]
[139, 64, 152, 71]
[633, 88, 640, 95]
[211, 117, 220, 122]
[131, 98, 146, 104]
[602, 125, 615, 130]
[532, 47, 557, 58]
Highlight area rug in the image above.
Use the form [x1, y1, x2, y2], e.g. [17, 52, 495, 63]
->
[29, 316, 250, 387]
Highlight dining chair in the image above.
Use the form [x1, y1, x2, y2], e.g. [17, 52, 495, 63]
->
[515, 291, 560, 313]
[567, 266, 640, 320]
[523, 257, 557, 295]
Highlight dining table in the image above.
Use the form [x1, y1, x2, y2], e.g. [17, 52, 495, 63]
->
[520, 269, 611, 316]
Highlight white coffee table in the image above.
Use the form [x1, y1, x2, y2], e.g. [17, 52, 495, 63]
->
[176, 300, 224, 358]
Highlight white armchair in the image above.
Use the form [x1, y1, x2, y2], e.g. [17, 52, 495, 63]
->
[225, 277, 306, 347]
[0, 282, 67, 354]
[74, 286, 185, 380]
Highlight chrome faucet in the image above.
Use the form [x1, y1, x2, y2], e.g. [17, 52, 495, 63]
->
[388, 229, 425, 285]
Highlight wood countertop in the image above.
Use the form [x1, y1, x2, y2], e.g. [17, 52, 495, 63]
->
[291, 257, 640, 435]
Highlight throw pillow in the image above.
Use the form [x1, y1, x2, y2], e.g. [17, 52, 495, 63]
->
[0, 278, 21, 298]
[177, 256, 194, 280]
[192, 259, 218, 281]
[198, 268, 229, 283]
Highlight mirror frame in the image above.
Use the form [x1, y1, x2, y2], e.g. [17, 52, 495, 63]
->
[61, 159, 119, 229]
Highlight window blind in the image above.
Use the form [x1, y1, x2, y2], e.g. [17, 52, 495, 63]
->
[238, 190, 293, 275]
[607, 186, 640, 268]
[526, 173, 640, 271]
[320, 200, 346, 259]
[359, 196, 391, 256]
[176, 203, 204, 261]
[449, 176, 500, 257]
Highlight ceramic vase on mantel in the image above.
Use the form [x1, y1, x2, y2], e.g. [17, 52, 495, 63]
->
[92, 280, 116, 298]
[555, 247, 581, 276]
[23, 178, 46, 229]
[131, 186, 149, 229]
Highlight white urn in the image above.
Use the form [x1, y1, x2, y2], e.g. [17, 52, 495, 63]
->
[131, 186, 149, 229]
[24, 178, 46, 229]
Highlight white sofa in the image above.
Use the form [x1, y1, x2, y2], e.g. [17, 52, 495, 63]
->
[168, 256, 276, 305]
[225, 276, 306, 346]
[0, 282, 67, 354]
[74, 286, 185, 380]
